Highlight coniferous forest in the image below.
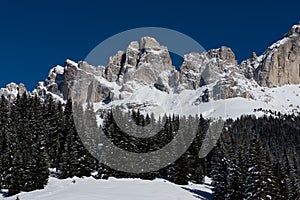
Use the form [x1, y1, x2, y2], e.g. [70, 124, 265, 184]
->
[0, 93, 299, 199]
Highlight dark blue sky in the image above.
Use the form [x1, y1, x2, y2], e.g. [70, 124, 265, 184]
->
[0, 0, 299, 90]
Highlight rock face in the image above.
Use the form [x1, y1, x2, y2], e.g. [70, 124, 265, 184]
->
[100, 37, 176, 97]
[179, 52, 208, 90]
[58, 44, 242, 102]
[121, 37, 175, 87]
[179, 47, 237, 89]
[32, 38, 256, 102]
[179, 46, 250, 99]
[106, 51, 125, 82]
[254, 23, 300, 87]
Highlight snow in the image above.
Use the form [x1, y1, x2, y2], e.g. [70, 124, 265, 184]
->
[50, 65, 64, 75]
[268, 37, 290, 50]
[3, 56, 300, 123]
[66, 59, 78, 67]
[4, 177, 213, 200]
[93, 81, 300, 124]
[32, 82, 65, 104]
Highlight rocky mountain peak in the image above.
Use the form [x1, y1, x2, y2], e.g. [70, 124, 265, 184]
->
[254, 22, 300, 87]
[0, 82, 27, 101]
[139, 36, 161, 50]
[285, 22, 300, 37]
[251, 52, 258, 61]
[208, 46, 237, 65]
[106, 36, 174, 90]
[179, 46, 239, 89]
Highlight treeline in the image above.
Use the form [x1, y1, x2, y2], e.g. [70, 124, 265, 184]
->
[0, 94, 208, 196]
[208, 115, 300, 199]
[98, 107, 208, 184]
[0, 93, 299, 199]
[0, 94, 99, 196]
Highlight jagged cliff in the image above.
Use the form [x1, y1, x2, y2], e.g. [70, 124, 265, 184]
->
[254, 22, 300, 87]
[32, 37, 256, 103]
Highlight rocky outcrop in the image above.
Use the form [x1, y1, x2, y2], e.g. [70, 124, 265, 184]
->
[104, 37, 175, 86]
[208, 46, 237, 65]
[43, 65, 65, 96]
[178, 46, 249, 100]
[179, 52, 207, 90]
[212, 79, 252, 100]
[0, 83, 27, 101]
[254, 23, 300, 87]
[179, 47, 238, 90]
[239, 52, 260, 79]
[123, 37, 174, 85]
[63, 60, 114, 103]
[106, 51, 125, 82]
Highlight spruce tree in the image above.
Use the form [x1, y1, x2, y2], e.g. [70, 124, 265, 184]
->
[211, 143, 229, 200]
[0, 95, 10, 189]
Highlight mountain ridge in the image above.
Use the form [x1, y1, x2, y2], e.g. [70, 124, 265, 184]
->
[1, 22, 300, 119]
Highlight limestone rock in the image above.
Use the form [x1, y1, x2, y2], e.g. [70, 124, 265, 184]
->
[179, 52, 207, 89]
[254, 23, 300, 87]
[212, 79, 251, 100]
[18, 83, 27, 96]
[239, 52, 261, 80]
[179, 47, 238, 90]
[208, 46, 237, 65]
[105, 50, 125, 82]
[78, 61, 105, 77]
[126, 37, 174, 85]
[0, 82, 27, 102]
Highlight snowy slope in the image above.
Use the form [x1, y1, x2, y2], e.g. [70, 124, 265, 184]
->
[92, 82, 300, 123]
[4, 177, 213, 200]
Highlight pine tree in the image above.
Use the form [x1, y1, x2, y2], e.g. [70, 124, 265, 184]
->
[273, 161, 287, 200]
[82, 102, 98, 170]
[59, 99, 95, 178]
[7, 94, 29, 196]
[0, 95, 10, 189]
[8, 146, 24, 196]
[43, 95, 64, 168]
[244, 138, 277, 200]
[282, 153, 300, 199]
[24, 96, 48, 191]
[211, 143, 229, 200]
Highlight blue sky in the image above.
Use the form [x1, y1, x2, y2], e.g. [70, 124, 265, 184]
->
[0, 0, 299, 90]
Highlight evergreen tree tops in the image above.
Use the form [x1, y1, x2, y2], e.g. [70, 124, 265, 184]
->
[0, 92, 299, 199]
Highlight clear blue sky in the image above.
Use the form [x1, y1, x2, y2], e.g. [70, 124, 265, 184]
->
[0, 0, 299, 90]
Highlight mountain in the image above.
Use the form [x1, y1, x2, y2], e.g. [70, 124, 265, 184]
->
[254, 22, 300, 87]
[2, 23, 300, 119]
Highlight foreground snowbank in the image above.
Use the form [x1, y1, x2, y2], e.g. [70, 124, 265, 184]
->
[4, 177, 213, 200]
